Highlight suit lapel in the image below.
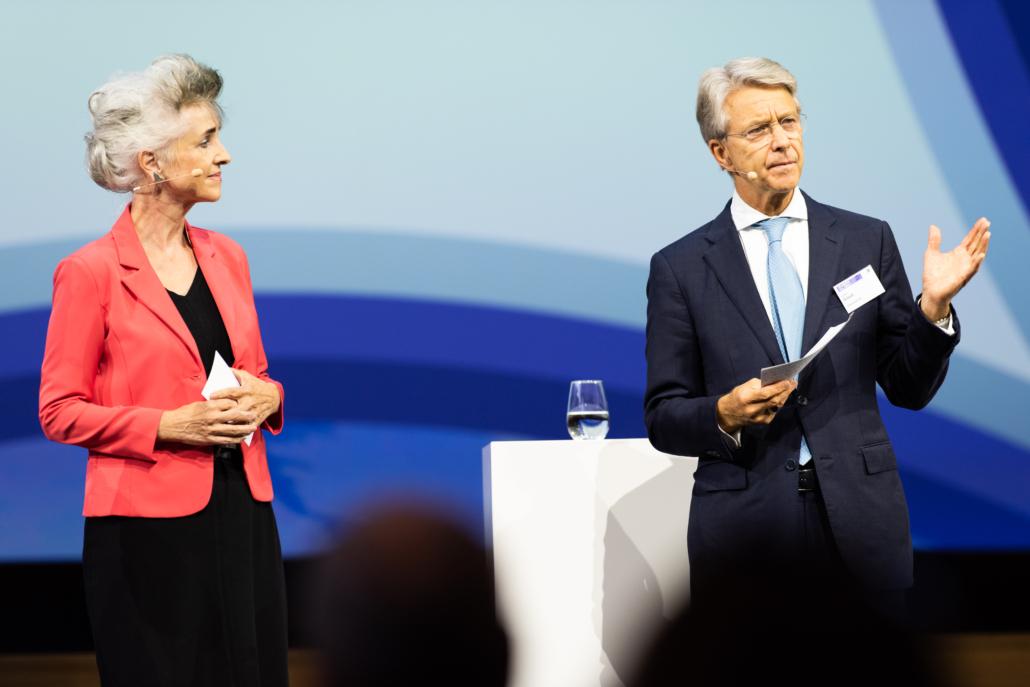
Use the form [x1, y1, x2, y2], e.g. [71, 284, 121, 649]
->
[188, 223, 242, 363]
[702, 204, 785, 366]
[800, 193, 844, 352]
[113, 205, 202, 367]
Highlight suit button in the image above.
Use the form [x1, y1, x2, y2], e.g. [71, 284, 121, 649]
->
[796, 395, 808, 406]
[705, 450, 720, 458]
[785, 459, 797, 471]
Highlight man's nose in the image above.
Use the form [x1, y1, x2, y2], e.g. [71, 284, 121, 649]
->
[769, 122, 790, 150]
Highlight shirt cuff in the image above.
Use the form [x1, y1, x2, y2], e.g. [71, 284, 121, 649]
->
[935, 311, 955, 336]
[717, 423, 742, 449]
[916, 295, 955, 336]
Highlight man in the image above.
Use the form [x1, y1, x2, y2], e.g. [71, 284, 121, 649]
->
[644, 57, 990, 610]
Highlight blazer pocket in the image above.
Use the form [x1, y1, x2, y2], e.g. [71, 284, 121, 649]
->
[693, 459, 748, 492]
[861, 442, 898, 475]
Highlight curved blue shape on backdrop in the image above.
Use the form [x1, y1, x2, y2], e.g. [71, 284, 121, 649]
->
[873, 0, 1030, 339]
[3, 293, 1029, 561]
[3, 232, 1026, 450]
[936, 0, 1030, 219]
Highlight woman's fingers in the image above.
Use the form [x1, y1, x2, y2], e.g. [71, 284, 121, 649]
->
[232, 368, 257, 382]
[207, 422, 258, 439]
[217, 407, 257, 424]
[210, 387, 245, 402]
[205, 398, 237, 412]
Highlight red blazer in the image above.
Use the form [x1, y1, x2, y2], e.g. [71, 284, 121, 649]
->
[39, 205, 285, 517]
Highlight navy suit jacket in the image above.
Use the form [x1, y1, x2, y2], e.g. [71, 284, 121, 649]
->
[644, 192, 959, 590]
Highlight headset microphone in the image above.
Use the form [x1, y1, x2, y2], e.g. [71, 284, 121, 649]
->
[132, 168, 205, 193]
[724, 166, 758, 180]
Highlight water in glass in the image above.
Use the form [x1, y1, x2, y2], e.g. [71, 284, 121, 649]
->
[567, 380, 609, 440]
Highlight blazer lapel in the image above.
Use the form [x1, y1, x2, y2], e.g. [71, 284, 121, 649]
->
[113, 205, 202, 367]
[800, 193, 844, 352]
[702, 204, 785, 366]
[188, 224, 243, 363]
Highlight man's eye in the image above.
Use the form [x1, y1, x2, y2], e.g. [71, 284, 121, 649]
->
[200, 139, 209, 148]
[747, 125, 770, 139]
[781, 116, 798, 128]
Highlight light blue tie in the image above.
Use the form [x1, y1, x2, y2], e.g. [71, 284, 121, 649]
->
[757, 217, 812, 466]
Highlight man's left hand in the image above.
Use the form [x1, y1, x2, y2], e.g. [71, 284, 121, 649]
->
[920, 217, 991, 321]
[210, 369, 282, 427]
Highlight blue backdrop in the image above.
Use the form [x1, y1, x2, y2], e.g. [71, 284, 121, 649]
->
[1, 0, 1027, 561]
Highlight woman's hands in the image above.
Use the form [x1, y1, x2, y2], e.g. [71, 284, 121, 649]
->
[158, 399, 258, 446]
[210, 369, 281, 428]
[157, 370, 280, 447]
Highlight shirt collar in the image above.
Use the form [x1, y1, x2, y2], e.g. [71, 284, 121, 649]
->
[730, 188, 809, 231]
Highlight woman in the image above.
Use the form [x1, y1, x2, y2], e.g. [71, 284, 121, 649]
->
[39, 54, 289, 686]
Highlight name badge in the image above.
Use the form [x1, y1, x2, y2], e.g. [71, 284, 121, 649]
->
[833, 265, 885, 313]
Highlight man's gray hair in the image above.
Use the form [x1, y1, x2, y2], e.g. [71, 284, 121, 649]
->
[696, 57, 800, 142]
[85, 54, 224, 192]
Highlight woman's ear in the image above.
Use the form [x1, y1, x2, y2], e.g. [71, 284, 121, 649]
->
[137, 150, 161, 180]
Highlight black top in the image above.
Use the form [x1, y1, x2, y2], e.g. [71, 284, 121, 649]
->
[167, 266, 235, 377]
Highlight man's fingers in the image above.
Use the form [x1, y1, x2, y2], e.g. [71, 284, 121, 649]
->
[753, 379, 796, 401]
[736, 378, 764, 401]
[743, 383, 796, 418]
[974, 217, 990, 242]
[733, 378, 797, 425]
[975, 230, 991, 257]
[959, 221, 978, 251]
[752, 381, 782, 400]
[747, 397, 785, 417]
[969, 234, 990, 274]
[927, 225, 942, 253]
[772, 388, 794, 407]
[961, 218, 989, 252]
[975, 218, 990, 245]
[767, 390, 792, 412]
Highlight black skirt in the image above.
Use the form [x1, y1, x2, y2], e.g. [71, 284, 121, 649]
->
[83, 448, 289, 686]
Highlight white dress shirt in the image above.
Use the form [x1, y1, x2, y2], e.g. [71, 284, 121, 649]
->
[730, 188, 811, 324]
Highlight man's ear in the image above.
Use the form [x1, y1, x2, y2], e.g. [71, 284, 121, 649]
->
[708, 138, 730, 172]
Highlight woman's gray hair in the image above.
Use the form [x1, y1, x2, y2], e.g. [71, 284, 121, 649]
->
[696, 57, 800, 142]
[85, 54, 224, 192]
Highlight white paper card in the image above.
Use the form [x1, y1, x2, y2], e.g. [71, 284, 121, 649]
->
[833, 265, 885, 314]
[201, 351, 253, 446]
[760, 313, 854, 386]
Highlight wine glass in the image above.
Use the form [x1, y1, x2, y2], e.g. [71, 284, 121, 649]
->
[567, 380, 610, 440]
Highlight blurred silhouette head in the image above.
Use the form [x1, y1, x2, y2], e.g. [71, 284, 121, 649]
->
[628, 563, 943, 687]
[315, 500, 509, 687]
